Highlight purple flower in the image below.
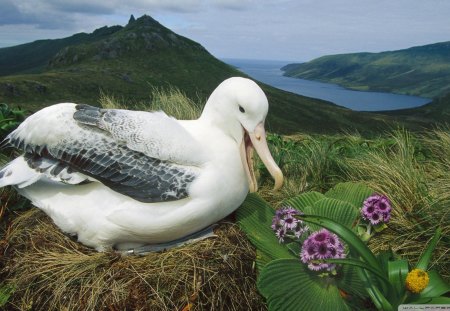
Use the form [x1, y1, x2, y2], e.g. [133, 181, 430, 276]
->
[300, 229, 345, 272]
[300, 229, 345, 271]
[276, 227, 286, 243]
[272, 206, 308, 242]
[361, 194, 392, 225]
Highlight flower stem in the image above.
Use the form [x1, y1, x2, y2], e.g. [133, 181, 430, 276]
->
[367, 223, 372, 236]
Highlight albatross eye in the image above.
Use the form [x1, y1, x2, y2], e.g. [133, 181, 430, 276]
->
[239, 105, 245, 113]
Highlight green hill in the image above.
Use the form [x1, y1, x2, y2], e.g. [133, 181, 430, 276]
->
[382, 91, 450, 123]
[0, 25, 122, 76]
[0, 15, 434, 134]
[282, 42, 450, 98]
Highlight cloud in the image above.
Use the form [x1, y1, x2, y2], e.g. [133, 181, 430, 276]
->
[210, 0, 254, 11]
[0, 0, 204, 30]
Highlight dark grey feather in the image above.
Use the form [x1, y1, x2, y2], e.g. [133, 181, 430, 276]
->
[10, 132, 198, 203]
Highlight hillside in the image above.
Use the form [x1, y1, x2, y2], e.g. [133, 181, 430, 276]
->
[282, 41, 450, 98]
[0, 26, 122, 76]
[382, 91, 450, 123]
[0, 15, 433, 134]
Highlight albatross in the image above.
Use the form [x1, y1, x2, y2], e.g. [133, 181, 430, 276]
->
[0, 77, 283, 251]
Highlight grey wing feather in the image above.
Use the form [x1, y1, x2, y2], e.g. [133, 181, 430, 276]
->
[74, 104, 205, 165]
[5, 104, 200, 203]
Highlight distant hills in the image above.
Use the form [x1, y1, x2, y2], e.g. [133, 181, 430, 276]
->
[282, 41, 450, 98]
[0, 15, 443, 134]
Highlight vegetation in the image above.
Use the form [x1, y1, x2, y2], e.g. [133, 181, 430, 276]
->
[382, 91, 450, 123]
[0, 87, 448, 310]
[238, 185, 448, 310]
[0, 104, 25, 135]
[283, 41, 450, 98]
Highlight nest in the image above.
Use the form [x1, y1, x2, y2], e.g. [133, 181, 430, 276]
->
[0, 209, 265, 311]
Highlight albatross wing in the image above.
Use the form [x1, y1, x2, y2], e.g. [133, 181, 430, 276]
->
[1, 103, 205, 203]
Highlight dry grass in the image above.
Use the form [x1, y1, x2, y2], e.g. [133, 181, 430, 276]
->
[0, 90, 263, 310]
[99, 86, 202, 120]
[346, 129, 450, 278]
[1, 209, 264, 311]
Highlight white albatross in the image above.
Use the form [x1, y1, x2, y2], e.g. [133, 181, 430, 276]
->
[0, 77, 283, 251]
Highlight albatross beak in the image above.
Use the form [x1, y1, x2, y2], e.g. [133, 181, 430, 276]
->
[240, 122, 284, 192]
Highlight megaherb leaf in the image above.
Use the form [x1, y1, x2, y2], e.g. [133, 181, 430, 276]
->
[284, 191, 324, 211]
[416, 228, 442, 271]
[258, 259, 351, 311]
[285, 192, 359, 232]
[324, 182, 374, 209]
[310, 198, 359, 230]
[237, 194, 295, 269]
[387, 259, 408, 303]
[414, 270, 450, 300]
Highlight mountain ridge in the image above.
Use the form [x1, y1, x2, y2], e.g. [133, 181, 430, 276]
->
[282, 41, 450, 98]
[0, 15, 440, 134]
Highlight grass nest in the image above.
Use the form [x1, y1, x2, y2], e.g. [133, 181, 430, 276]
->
[0, 208, 265, 311]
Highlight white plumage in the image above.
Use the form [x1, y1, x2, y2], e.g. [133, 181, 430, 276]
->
[0, 77, 283, 251]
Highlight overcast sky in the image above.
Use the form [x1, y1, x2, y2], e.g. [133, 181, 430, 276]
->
[1, 0, 449, 61]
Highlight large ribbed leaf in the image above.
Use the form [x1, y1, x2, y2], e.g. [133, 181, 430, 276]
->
[258, 259, 351, 311]
[304, 197, 359, 231]
[237, 194, 296, 269]
[325, 182, 374, 209]
[284, 191, 324, 212]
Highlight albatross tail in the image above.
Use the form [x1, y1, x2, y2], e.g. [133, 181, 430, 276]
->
[0, 155, 89, 189]
[0, 156, 41, 188]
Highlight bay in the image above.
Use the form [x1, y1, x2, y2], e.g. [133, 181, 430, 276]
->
[223, 58, 431, 111]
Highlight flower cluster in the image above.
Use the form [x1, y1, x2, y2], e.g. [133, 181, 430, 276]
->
[361, 194, 392, 225]
[405, 269, 430, 294]
[272, 207, 308, 243]
[300, 229, 345, 271]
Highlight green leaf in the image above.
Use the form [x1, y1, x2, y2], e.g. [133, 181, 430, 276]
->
[387, 259, 408, 303]
[408, 296, 450, 304]
[416, 270, 450, 299]
[321, 258, 389, 284]
[0, 284, 14, 307]
[337, 264, 370, 299]
[357, 267, 393, 311]
[416, 228, 442, 271]
[286, 242, 301, 257]
[237, 194, 296, 269]
[373, 223, 387, 233]
[324, 182, 374, 209]
[258, 259, 351, 311]
[309, 197, 359, 230]
[284, 191, 324, 212]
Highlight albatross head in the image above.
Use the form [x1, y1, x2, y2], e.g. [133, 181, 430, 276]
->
[201, 77, 283, 192]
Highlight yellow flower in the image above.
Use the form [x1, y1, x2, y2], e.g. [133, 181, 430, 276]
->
[405, 269, 429, 294]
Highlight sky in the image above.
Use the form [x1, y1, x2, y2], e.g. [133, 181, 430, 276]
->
[0, 0, 449, 62]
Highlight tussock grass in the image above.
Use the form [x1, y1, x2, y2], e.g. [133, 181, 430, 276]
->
[147, 86, 202, 120]
[1, 209, 264, 311]
[346, 130, 449, 274]
[100, 86, 202, 120]
[259, 129, 450, 280]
